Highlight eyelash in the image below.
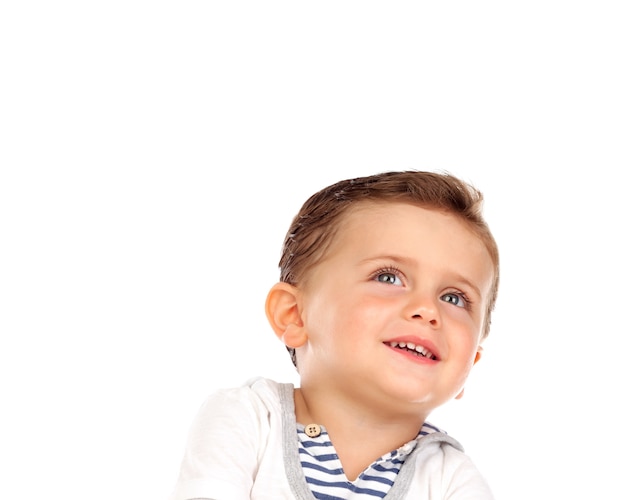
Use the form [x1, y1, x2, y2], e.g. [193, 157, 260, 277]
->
[371, 266, 405, 285]
[443, 290, 473, 310]
[372, 266, 473, 310]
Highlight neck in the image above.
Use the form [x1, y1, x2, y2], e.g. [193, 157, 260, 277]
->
[293, 387, 427, 481]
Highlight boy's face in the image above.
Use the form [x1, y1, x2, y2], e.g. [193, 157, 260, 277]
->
[295, 202, 494, 415]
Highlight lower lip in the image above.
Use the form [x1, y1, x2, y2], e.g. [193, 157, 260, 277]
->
[385, 343, 438, 364]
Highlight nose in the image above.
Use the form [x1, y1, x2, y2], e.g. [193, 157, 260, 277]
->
[407, 294, 440, 327]
[412, 310, 439, 326]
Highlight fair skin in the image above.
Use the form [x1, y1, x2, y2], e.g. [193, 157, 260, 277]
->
[266, 202, 495, 481]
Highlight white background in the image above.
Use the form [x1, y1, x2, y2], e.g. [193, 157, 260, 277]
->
[1, 2, 625, 499]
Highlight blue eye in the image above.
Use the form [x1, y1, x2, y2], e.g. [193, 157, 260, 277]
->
[375, 271, 402, 286]
[441, 293, 467, 308]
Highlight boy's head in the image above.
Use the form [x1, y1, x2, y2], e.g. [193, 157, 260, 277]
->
[276, 170, 499, 368]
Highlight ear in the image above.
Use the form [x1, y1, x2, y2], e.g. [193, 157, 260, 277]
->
[454, 346, 483, 400]
[473, 345, 483, 364]
[265, 282, 308, 349]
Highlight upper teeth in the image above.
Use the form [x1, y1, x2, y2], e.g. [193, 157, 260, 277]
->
[389, 341, 436, 360]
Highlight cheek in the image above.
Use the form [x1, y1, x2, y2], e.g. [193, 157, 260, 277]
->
[301, 291, 350, 340]
[446, 321, 481, 366]
[308, 294, 386, 342]
[344, 295, 395, 328]
[446, 307, 482, 341]
[447, 346, 478, 394]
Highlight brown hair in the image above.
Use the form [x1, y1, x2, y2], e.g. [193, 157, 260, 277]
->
[278, 170, 500, 367]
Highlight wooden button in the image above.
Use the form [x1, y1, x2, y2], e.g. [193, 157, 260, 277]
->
[304, 423, 321, 438]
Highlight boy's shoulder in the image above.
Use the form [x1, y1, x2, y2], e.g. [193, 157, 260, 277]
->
[236, 376, 291, 400]
[416, 424, 464, 453]
[200, 376, 291, 415]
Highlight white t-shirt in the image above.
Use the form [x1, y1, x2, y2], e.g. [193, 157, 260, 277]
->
[169, 377, 494, 500]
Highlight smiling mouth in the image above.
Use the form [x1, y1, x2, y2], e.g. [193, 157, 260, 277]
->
[386, 341, 438, 361]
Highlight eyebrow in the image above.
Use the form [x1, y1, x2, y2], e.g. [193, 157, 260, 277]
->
[361, 254, 484, 300]
[446, 272, 483, 300]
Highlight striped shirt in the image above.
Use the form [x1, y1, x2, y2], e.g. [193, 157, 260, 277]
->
[297, 422, 444, 499]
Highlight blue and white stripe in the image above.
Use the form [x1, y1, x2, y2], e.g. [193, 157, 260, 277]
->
[297, 422, 443, 499]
